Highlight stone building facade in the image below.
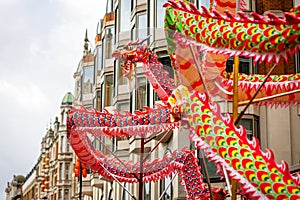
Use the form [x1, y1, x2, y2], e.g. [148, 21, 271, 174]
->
[5, 175, 25, 200]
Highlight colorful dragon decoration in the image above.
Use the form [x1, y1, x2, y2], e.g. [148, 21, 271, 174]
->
[67, 0, 300, 199]
[165, 0, 300, 107]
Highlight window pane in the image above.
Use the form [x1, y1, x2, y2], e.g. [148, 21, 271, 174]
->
[137, 14, 147, 39]
[66, 140, 70, 152]
[105, 75, 114, 106]
[156, 0, 168, 28]
[199, 0, 210, 8]
[198, 152, 220, 180]
[96, 90, 101, 110]
[60, 136, 65, 153]
[65, 163, 70, 180]
[59, 163, 63, 180]
[82, 67, 93, 94]
[104, 28, 114, 60]
[239, 119, 253, 140]
[144, 182, 151, 200]
[118, 103, 130, 112]
[136, 77, 147, 110]
[120, 0, 131, 31]
[97, 46, 103, 71]
[64, 189, 69, 200]
[58, 189, 62, 200]
[226, 56, 251, 74]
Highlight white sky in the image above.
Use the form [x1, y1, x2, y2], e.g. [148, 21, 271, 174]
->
[0, 0, 106, 198]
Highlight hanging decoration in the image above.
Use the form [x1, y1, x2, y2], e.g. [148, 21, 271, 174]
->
[67, 0, 300, 199]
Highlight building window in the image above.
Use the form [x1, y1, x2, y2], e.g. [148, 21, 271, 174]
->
[96, 90, 102, 110]
[122, 183, 129, 200]
[196, 0, 210, 8]
[60, 136, 65, 153]
[82, 66, 94, 94]
[198, 150, 221, 182]
[158, 56, 173, 79]
[108, 28, 114, 59]
[103, 27, 114, 61]
[93, 137, 102, 151]
[160, 177, 172, 200]
[137, 14, 147, 39]
[58, 189, 62, 200]
[66, 140, 70, 152]
[97, 46, 103, 71]
[144, 182, 151, 200]
[226, 56, 252, 74]
[64, 189, 69, 200]
[120, 0, 131, 31]
[118, 102, 130, 113]
[65, 163, 70, 180]
[135, 77, 148, 110]
[103, 75, 114, 107]
[238, 116, 260, 140]
[156, 0, 168, 28]
[59, 163, 63, 180]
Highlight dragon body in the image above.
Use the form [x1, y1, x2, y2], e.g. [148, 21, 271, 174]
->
[67, 0, 300, 199]
[68, 41, 226, 199]
[170, 85, 300, 199]
[165, 0, 300, 107]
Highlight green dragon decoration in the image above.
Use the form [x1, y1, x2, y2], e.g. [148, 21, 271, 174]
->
[165, 0, 300, 107]
[164, 0, 300, 199]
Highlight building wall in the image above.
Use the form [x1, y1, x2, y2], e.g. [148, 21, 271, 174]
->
[22, 168, 36, 200]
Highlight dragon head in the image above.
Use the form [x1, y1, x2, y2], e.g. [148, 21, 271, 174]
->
[112, 35, 152, 77]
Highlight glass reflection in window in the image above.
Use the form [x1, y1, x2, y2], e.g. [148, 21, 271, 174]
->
[82, 66, 93, 94]
[199, 0, 210, 8]
[156, 0, 168, 28]
[137, 14, 147, 39]
[105, 28, 114, 59]
[120, 0, 131, 31]
[97, 46, 103, 71]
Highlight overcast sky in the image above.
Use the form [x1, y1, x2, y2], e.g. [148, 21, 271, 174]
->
[0, 0, 105, 198]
